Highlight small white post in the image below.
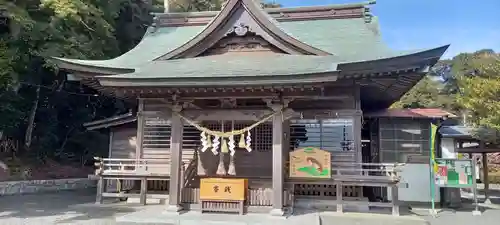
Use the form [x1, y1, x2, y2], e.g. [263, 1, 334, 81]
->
[164, 0, 169, 13]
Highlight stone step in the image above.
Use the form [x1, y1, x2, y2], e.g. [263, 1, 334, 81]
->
[126, 197, 167, 204]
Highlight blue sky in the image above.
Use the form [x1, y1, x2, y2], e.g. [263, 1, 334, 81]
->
[275, 0, 500, 59]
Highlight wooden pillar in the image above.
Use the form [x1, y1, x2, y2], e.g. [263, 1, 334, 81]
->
[336, 182, 343, 213]
[390, 185, 400, 216]
[95, 176, 104, 204]
[136, 99, 145, 159]
[140, 177, 148, 205]
[354, 113, 363, 164]
[353, 110, 363, 198]
[283, 120, 290, 166]
[482, 151, 490, 203]
[270, 107, 284, 216]
[166, 107, 183, 212]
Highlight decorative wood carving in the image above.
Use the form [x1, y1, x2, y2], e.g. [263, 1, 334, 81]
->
[227, 23, 253, 37]
[201, 31, 282, 56]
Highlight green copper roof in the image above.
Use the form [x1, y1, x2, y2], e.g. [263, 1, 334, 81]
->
[53, 26, 204, 68]
[54, 17, 389, 70]
[280, 17, 391, 58]
[99, 55, 338, 79]
[95, 45, 448, 88]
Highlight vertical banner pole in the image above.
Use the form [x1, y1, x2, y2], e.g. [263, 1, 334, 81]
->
[471, 158, 481, 216]
[429, 123, 437, 216]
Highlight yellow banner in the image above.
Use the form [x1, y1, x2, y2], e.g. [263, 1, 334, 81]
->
[200, 178, 247, 201]
[430, 123, 438, 173]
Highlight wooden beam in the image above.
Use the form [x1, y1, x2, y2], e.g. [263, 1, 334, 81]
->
[108, 85, 356, 99]
[456, 148, 500, 154]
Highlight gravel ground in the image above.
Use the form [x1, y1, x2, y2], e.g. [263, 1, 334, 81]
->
[1, 188, 500, 225]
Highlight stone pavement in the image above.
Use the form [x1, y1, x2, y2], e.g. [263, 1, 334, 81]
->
[1, 188, 500, 225]
[0, 189, 139, 225]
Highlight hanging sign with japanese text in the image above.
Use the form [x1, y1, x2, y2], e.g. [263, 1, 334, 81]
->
[200, 178, 247, 201]
[289, 147, 331, 179]
[434, 158, 474, 188]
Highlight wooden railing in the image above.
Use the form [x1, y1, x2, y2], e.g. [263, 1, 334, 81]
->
[332, 162, 405, 177]
[284, 161, 404, 178]
[94, 157, 171, 176]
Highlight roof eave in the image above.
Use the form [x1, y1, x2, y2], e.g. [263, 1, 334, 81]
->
[84, 112, 137, 130]
[96, 71, 340, 87]
[51, 57, 135, 75]
[347, 45, 449, 110]
[337, 45, 450, 73]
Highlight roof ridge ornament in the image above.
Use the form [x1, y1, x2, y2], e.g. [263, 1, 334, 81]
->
[229, 23, 251, 36]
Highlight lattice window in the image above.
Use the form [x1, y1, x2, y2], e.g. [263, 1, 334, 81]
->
[141, 116, 200, 156]
[290, 119, 354, 152]
[379, 118, 430, 163]
[143, 116, 171, 150]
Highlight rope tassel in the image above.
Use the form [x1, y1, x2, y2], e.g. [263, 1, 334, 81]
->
[238, 133, 246, 148]
[221, 138, 229, 153]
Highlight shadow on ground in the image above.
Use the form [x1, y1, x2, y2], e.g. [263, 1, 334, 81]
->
[0, 189, 138, 224]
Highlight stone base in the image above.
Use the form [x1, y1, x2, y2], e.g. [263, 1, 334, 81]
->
[269, 208, 285, 217]
[116, 205, 426, 225]
[294, 197, 370, 212]
[165, 204, 183, 214]
[472, 210, 482, 216]
[127, 197, 164, 204]
[116, 205, 319, 225]
[0, 178, 96, 196]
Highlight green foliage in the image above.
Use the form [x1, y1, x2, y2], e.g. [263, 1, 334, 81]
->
[0, 0, 154, 164]
[391, 76, 456, 110]
[393, 49, 500, 143]
[2, 0, 282, 171]
[455, 53, 500, 142]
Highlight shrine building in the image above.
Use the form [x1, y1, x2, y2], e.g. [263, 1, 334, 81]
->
[53, 0, 449, 216]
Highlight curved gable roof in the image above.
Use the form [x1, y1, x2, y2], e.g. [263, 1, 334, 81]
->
[155, 0, 330, 60]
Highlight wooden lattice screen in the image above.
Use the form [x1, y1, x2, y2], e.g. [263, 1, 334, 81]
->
[141, 116, 199, 191]
[141, 116, 199, 164]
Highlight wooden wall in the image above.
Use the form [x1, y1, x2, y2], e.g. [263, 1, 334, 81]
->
[109, 124, 136, 159]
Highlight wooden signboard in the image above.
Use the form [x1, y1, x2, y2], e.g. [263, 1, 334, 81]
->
[200, 178, 247, 201]
[289, 147, 331, 179]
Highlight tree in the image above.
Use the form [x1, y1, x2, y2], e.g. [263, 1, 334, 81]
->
[3, 0, 281, 179]
[456, 52, 500, 143]
[391, 76, 456, 110]
[0, 0, 153, 167]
